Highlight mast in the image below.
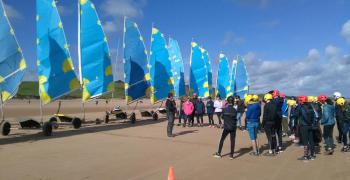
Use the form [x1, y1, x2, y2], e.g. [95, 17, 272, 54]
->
[113, 39, 120, 99]
[189, 38, 193, 95]
[233, 55, 238, 95]
[1, 93, 4, 122]
[77, 0, 85, 120]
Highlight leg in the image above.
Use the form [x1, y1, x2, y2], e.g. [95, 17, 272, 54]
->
[237, 113, 242, 127]
[217, 112, 222, 125]
[282, 117, 289, 136]
[200, 115, 204, 125]
[217, 129, 229, 154]
[230, 128, 237, 156]
[276, 122, 283, 148]
[308, 127, 315, 156]
[167, 113, 175, 137]
[337, 120, 343, 143]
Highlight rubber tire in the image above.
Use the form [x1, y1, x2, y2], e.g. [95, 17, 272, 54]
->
[42, 122, 52, 136]
[105, 114, 109, 124]
[1, 121, 11, 136]
[152, 112, 158, 121]
[49, 117, 59, 129]
[130, 113, 136, 124]
[121, 112, 127, 119]
[72, 118, 82, 129]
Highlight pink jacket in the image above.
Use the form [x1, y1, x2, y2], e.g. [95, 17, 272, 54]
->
[183, 101, 194, 115]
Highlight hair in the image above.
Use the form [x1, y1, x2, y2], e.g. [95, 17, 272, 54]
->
[326, 98, 333, 105]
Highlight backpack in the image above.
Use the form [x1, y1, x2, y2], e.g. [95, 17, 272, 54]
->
[344, 104, 350, 122]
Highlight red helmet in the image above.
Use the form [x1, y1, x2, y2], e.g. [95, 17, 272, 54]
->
[192, 93, 197, 97]
[318, 94, 328, 103]
[272, 90, 280, 98]
[298, 96, 308, 104]
[280, 93, 286, 98]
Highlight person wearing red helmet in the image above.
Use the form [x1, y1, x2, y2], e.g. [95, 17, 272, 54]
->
[272, 90, 284, 152]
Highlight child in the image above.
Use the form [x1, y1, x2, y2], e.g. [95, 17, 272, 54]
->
[262, 93, 278, 156]
[206, 97, 215, 127]
[183, 97, 194, 127]
[246, 94, 261, 156]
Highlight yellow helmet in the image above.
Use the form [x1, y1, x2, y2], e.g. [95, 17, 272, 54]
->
[244, 94, 252, 104]
[252, 94, 259, 101]
[287, 99, 296, 106]
[336, 98, 346, 106]
[264, 94, 273, 101]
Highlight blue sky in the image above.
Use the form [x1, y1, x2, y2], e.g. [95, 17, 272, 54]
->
[3, 0, 350, 96]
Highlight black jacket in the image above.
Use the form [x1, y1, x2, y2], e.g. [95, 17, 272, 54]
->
[237, 100, 246, 113]
[262, 101, 277, 127]
[299, 103, 315, 126]
[273, 97, 284, 120]
[222, 104, 237, 130]
[166, 99, 176, 114]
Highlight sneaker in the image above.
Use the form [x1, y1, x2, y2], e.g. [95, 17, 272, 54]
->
[297, 156, 309, 161]
[277, 146, 283, 153]
[213, 152, 222, 158]
[229, 154, 234, 160]
[341, 146, 348, 152]
[309, 155, 316, 160]
[249, 151, 259, 156]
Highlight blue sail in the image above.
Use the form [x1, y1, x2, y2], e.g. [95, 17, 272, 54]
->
[36, 0, 80, 104]
[0, 0, 26, 102]
[202, 48, 212, 97]
[216, 53, 231, 98]
[80, 0, 114, 101]
[189, 42, 209, 98]
[168, 38, 185, 98]
[123, 17, 149, 103]
[149, 27, 174, 104]
[231, 55, 249, 98]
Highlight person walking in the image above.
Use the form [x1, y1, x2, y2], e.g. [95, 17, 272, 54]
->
[183, 97, 194, 127]
[195, 98, 205, 126]
[262, 93, 278, 156]
[206, 97, 215, 127]
[246, 94, 261, 156]
[166, 93, 177, 137]
[214, 95, 224, 128]
[213, 96, 238, 159]
[319, 95, 335, 155]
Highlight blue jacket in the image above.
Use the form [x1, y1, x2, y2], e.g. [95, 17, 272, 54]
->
[321, 104, 335, 125]
[206, 100, 215, 114]
[246, 103, 261, 123]
[195, 100, 205, 114]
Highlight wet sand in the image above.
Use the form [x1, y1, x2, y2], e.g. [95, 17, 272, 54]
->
[0, 99, 350, 180]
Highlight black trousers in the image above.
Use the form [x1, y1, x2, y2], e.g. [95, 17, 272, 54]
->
[216, 112, 222, 124]
[167, 113, 175, 136]
[264, 124, 277, 150]
[300, 126, 315, 156]
[196, 114, 204, 124]
[276, 120, 283, 147]
[217, 128, 237, 155]
[208, 114, 214, 125]
[336, 120, 343, 142]
[323, 124, 334, 149]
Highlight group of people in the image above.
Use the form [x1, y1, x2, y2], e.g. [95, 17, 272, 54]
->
[165, 90, 350, 161]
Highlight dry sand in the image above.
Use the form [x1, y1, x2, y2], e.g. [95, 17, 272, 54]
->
[0, 99, 350, 180]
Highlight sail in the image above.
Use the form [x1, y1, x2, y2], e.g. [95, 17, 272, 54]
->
[123, 17, 149, 103]
[0, 0, 26, 102]
[79, 0, 114, 101]
[235, 55, 249, 98]
[149, 27, 174, 104]
[168, 38, 185, 98]
[189, 42, 209, 98]
[202, 48, 212, 97]
[36, 0, 80, 104]
[216, 53, 231, 98]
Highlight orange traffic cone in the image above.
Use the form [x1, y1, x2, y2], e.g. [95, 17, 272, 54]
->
[168, 166, 175, 180]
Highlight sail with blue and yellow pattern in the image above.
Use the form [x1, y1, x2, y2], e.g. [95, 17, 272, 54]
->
[168, 38, 185, 98]
[79, 0, 114, 101]
[216, 53, 231, 98]
[0, 0, 26, 102]
[36, 0, 80, 104]
[149, 27, 174, 104]
[189, 42, 209, 98]
[234, 55, 249, 98]
[123, 17, 150, 104]
[202, 48, 212, 97]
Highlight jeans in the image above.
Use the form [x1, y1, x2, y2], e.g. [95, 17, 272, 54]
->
[289, 117, 296, 134]
[300, 126, 315, 156]
[282, 117, 289, 135]
[208, 113, 214, 125]
[178, 112, 185, 124]
[196, 114, 204, 124]
[323, 124, 334, 149]
[167, 113, 175, 137]
[247, 122, 259, 140]
[217, 128, 237, 155]
[342, 122, 350, 146]
[236, 112, 242, 127]
[264, 124, 277, 150]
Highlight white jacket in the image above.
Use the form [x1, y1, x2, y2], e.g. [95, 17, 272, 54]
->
[214, 100, 223, 113]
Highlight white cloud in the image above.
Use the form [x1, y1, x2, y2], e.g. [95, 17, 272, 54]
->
[221, 31, 245, 46]
[103, 21, 118, 33]
[3, 4, 22, 19]
[57, 5, 74, 17]
[325, 45, 340, 60]
[101, 0, 147, 19]
[307, 48, 320, 61]
[341, 20, 350, 44]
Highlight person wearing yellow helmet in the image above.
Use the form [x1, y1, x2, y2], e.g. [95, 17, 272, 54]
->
[262, 93, 277, 155]
[335, 97, 346, 144]
[246, 94, 261, 156]
[335, 97, 350, 152]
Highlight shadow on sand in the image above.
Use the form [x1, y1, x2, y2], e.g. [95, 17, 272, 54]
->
[173, 130, 198, 137]
[0, 118, 166, 146]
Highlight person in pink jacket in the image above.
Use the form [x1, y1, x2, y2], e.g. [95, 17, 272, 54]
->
[183, 97, 195, 127]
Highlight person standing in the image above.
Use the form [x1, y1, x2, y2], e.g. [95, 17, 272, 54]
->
[246, 94, 261, 156]
[183, 97, 194, 127]
[236, 96, 246, 130]
[336, 97, 350, 152]
[262, 93, 278, 156]
[206, 97, 215, 127]
[213, 96, 238, 159]
[190, 94, 198, 127]
[177, 97, 185, 126]
[272, 90, 284, 152]
[334, 92, 344, 144]
[166, 93, 177, 137]
[281, 94, 289, 137]
[214, 95, 224, 128]
[319, 96, 335, 154]
[195, 98, 205, 126]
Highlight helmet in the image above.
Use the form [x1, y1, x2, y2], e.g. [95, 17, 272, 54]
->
[287, 99, 297, 106]
[192, 93, 197, 98]
[336, 97, 346, 106]
[272, 90, 280, 98]
[264, 94, 273, 101]
[280, 93, 286, 98]
[333, 92, 342, 99]
[298, 96, 308, 104]
[317, 94, 328, 104]
[308, 96, 317, 103]
[252, 94, 259, 101]
[227, 96, 234, 104]
[244, 94, 252, 104]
